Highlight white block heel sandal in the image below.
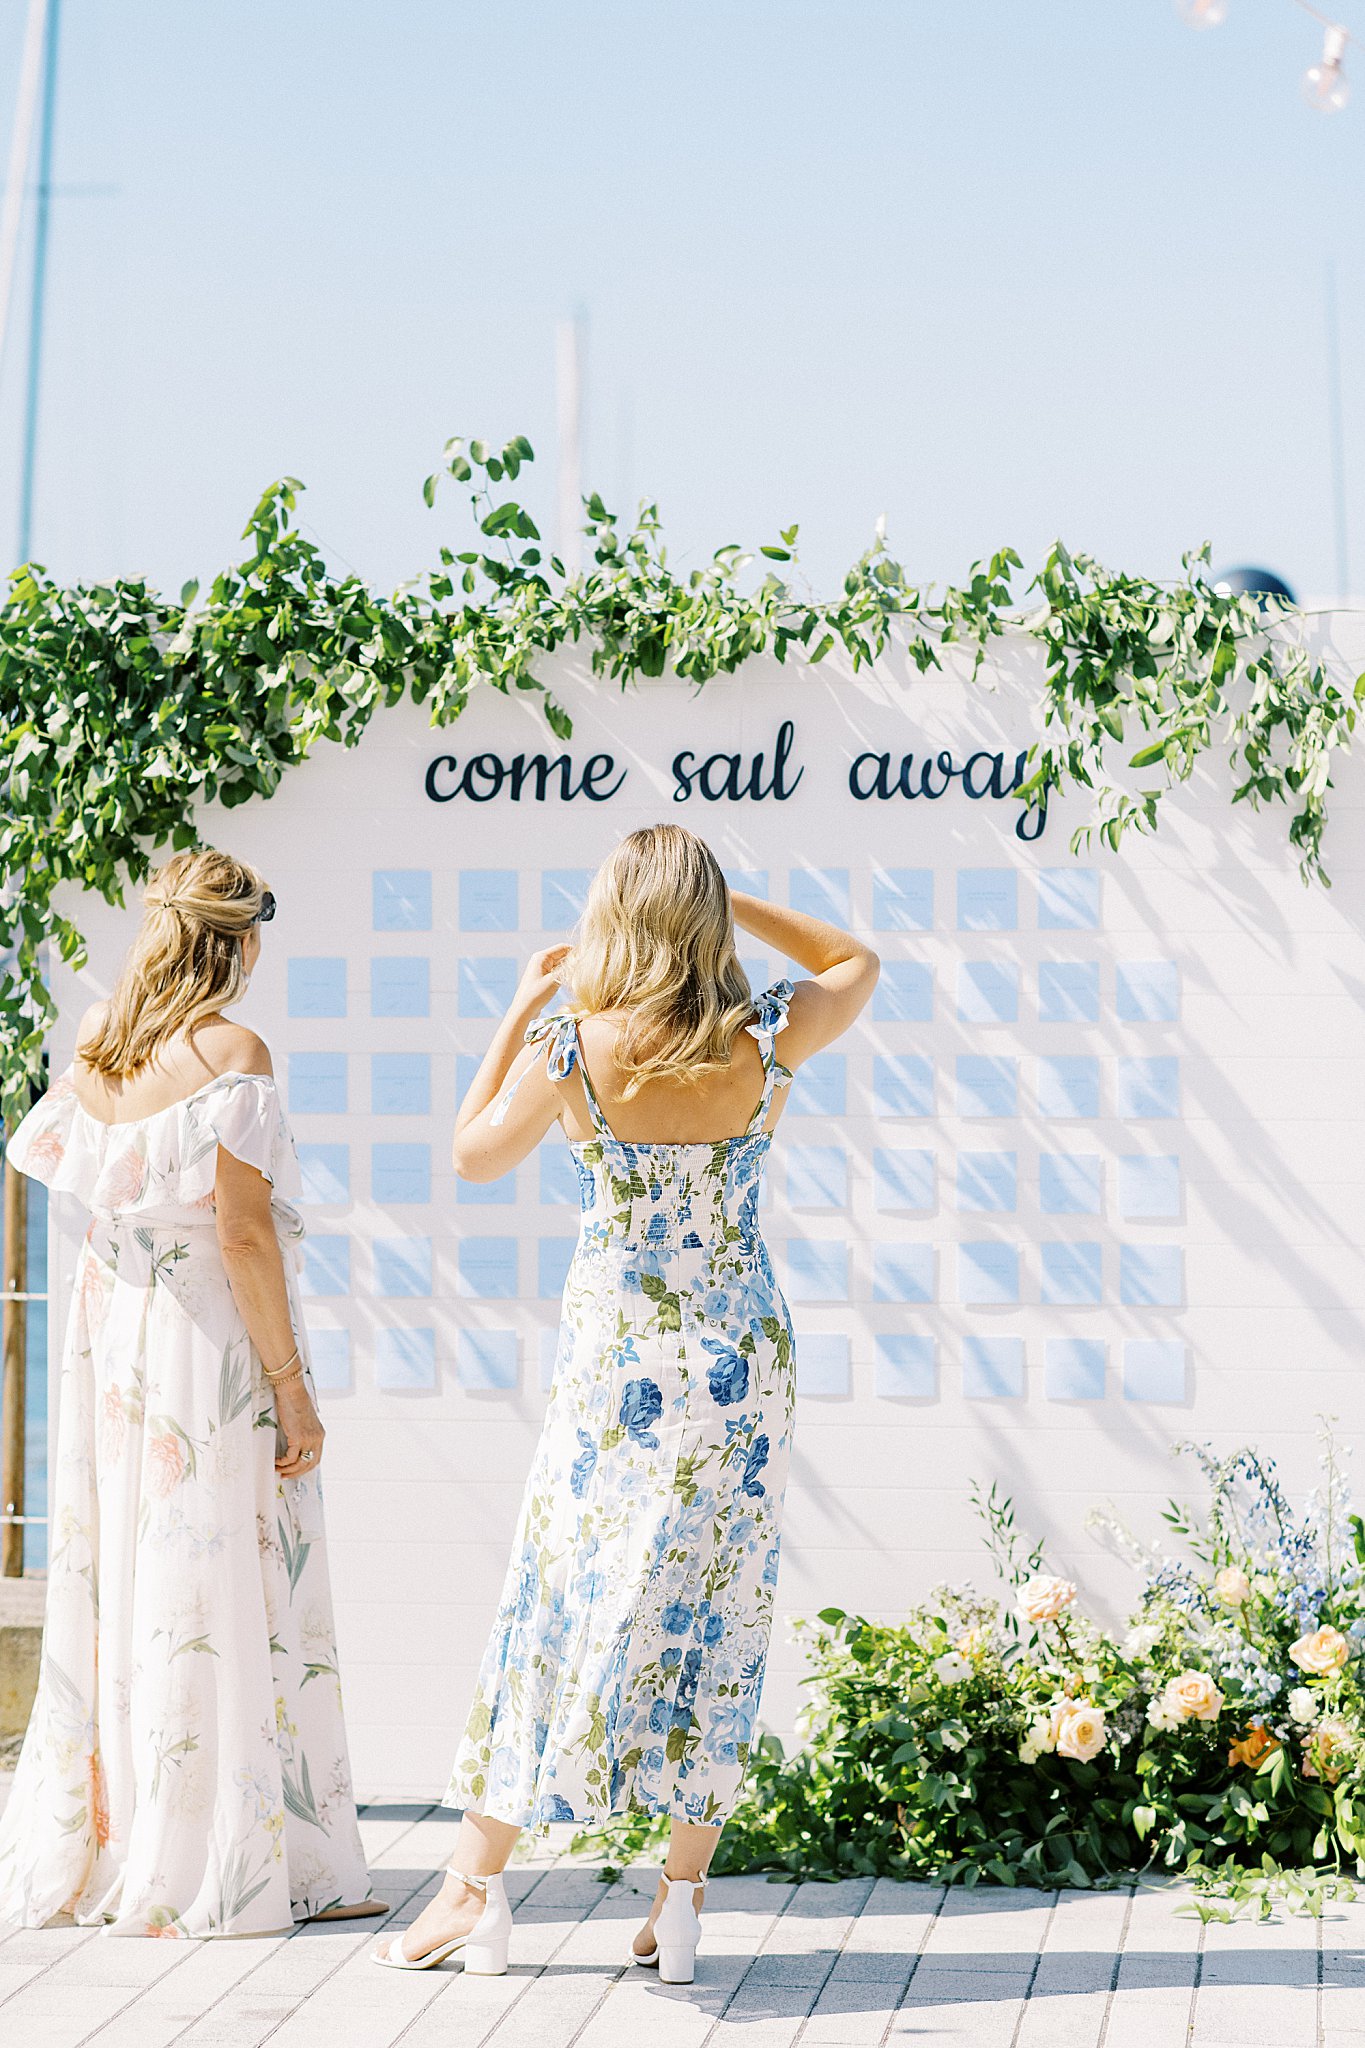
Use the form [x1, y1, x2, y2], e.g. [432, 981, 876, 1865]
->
[633, 1872, 705, 1985]
[373, 1868, 512, 1974]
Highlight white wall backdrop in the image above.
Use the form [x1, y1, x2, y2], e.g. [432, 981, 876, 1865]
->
[43, 619, 1365, 1798]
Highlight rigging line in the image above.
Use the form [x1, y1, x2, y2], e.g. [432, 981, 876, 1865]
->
[1288, 0, 1358, 45]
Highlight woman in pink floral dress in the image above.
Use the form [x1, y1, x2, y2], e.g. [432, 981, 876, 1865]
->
[0, 850, 373, 1938]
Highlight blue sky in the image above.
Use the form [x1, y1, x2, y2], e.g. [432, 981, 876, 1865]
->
[1, 0, 1361, 601]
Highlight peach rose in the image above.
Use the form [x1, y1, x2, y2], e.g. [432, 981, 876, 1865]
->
[1228, 1724, 1280, 1770]
[956, 1626, 987, 1657]
[144, 1428, 187, 1499]
[1018, 1575, 1077, 1625]
[100, 1144, 148, 1211]
[1162, 1670, 1224, 1723]
[1302, 1715, 1351, 1785]
[1054, 1701, 1107, 1763]
[1289, 1625, 1350, 1677]
[1214, 1567, 1250, 1608]
[26, 1129, 66, 1174]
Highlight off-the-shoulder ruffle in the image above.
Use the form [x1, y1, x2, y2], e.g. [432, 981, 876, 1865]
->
[179, 1074, 302, 1206]
[7, 1068, 302, 1217]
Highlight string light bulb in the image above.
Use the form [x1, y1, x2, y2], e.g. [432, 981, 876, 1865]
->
[1175, 0, 1229, 26]
[1303, 25, 1350, 111]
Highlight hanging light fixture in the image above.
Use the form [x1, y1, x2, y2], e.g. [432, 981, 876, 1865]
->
[1175, 0, 1229, 26]
[1303, 24, 1350, 110]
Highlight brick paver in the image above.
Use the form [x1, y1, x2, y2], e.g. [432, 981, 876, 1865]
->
[0, 1797, 1361, 2045]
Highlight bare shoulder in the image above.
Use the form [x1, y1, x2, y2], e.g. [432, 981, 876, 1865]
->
[195, 1017, 274, 1080]
[74, 999, 108, 1054]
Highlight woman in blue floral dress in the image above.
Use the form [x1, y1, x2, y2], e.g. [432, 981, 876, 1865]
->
[376, 825, 877, 1983]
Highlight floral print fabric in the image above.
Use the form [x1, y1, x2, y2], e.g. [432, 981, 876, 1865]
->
[0, 1071, 370, 1937]
[447, 983, 797, 1830]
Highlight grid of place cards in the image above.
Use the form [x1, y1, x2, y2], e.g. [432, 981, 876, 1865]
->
[288, 863, 1185, 1407]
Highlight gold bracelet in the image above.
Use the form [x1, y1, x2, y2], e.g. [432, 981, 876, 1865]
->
[263, 1347, 301, 1382]
[267, 1362, 304, 1391]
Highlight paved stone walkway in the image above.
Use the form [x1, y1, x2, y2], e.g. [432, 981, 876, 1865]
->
[0, 1800, 1362, 2046]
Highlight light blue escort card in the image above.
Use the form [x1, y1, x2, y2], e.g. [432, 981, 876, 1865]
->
[1037, 868, 1100, 930]
[542, 869, 592, 925]
[459, 958, 518, 1018]
[874, 1334, 937, 1398]
[457, 1169, 517, 1206]
[1040, 1152, 1102, 1215]
[458, 1236, 519, 1299]
[371, 1053, 430, 1116]
[371, 1143, 431, 1205]
[790, 867, 850, 922]
[959, 1241, 1019, 1306]
[957, 1151, 1017, 1213]
[1116, 960, 1180, 1023]
[538, 1237, 576, 1298]
[1045, 1338, 1106, 1401]
[301, 1235, 350, 1296]
[375, 1327, 436, 1391]
[957, 868, 1017, 932]
[1118, 1155, 1181, 1220]
[1120, 1244, 1184, 1307]
[872, 1244, 936, 1302]
[1040, 1240, 1103, 1306]
[460, 869, 518, 932]
[785, 1240, 850, 1302]
[872, 868, 933, 932]
[873, 1149, 935, 1212]
[373, 1236, 432, 1297]
[288, 958, 347, 1019]
[725, 868, 769, 900]
[963, 1336, 1025, 1399]
[298, 1144, 349, 1205]
[788, 1146, 849, 1210]
[1038, 961, 1100, 1024]
[306, 1327, 351, 1394]
[874, 962, 934, 1023]
[1123, 1339, 1188, 1403]
[459, 1330, 519, 1391]
[1117, 1056, 1181, 1119]
[796, 1334, 851, 1397]
[956, 1056, 1018, 1119]
[957, 961, 1019, 1025]
[788, 1054, 847, 1118]
[1038, 1055, 1100, 1120]
[873, 1055, 934, 1118]
[289, 1053, 347, 1115]
[540, 1145, 580, 1207]
[373, 870, 432, 932]
[371, 957, 430, 1018]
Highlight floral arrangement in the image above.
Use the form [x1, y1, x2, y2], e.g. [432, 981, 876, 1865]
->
[578, 1431, 1365, 1895]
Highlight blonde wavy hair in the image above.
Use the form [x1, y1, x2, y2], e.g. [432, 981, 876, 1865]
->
[81, 849, 270, 1079]
[567, 825, 753, 1097]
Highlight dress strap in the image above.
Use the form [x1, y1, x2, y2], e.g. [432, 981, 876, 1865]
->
[743, 979, 795, 1135]
[497, 1008, 614, 1139]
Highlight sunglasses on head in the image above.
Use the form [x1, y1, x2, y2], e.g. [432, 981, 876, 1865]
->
[255, 891, 276, 925]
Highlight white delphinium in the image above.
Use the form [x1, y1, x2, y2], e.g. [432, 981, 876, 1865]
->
[933, 1651, 972, 1686]
[1146, 1695, 1181, 1732]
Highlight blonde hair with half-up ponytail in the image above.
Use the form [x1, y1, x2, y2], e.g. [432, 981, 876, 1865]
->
[81, 849, 269, 1079]
[567, 825, 753, 1099]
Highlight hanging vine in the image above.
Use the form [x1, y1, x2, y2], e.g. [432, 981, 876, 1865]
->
[0, 432, 1359, 1127]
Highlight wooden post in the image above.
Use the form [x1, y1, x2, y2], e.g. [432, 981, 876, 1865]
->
[1, 1150, 25, 1578]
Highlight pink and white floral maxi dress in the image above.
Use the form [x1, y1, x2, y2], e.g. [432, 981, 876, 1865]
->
[0, 1070, 371, 1937]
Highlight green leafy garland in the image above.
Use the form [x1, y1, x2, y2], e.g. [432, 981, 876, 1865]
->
[1, 433, 1359, 1127]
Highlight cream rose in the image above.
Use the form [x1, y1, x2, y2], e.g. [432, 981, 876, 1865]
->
[1018, 1575, 1077, 1625]
[1213, 1566, 1250, 1608]
[1289, 1625, 1350, 1677]
[1162, 1670, 1224, 1723]
[1054, 1701, 1107, 1764]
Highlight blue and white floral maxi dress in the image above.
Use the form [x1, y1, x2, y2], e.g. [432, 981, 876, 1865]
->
[447, 984, 797, 1829]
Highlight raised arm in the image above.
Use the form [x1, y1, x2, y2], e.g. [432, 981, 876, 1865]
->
[451, 946, 571, 1182]
[730, 891, 879, 1063]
